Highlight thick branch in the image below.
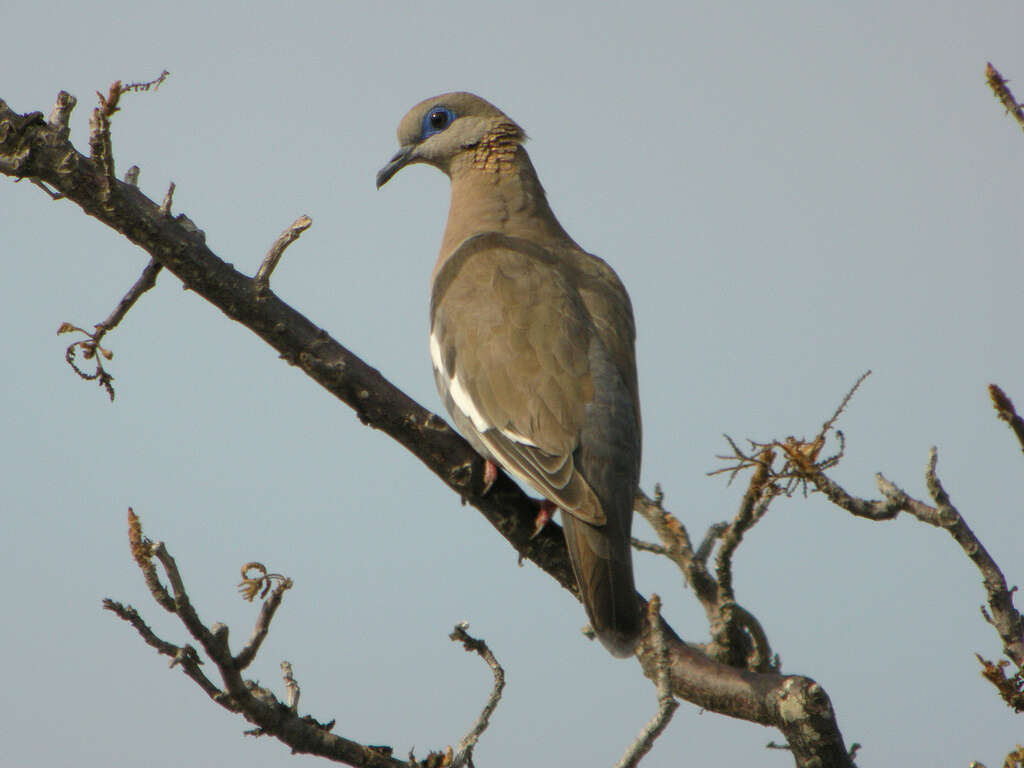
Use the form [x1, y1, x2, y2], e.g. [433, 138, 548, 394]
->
[1, 93, 854, 768]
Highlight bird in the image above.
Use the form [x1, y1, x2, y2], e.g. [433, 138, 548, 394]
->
[377, 92, 642, 657]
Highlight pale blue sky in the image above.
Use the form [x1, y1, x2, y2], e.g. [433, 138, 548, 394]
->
[3, 2, 1023, 766]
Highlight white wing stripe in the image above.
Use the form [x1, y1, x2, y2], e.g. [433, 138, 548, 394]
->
[500, 427, 538, 447]
[429, 330, 446, 377]
[448, 373, 493, 433]
[431, 329, 538, 447]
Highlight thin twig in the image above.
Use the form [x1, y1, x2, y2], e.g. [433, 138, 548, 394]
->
[694, 523, 728, 564]
[86, 72, 169, 191]
[633, 488, 776, 669]
[95, 258, 163, 342]
[56, 258, 162, 401]
[151, 541, 220, 654]
[159, 181, 175, 216]
[989, 384, 1024, 455]
[88, 101, 115, 186]
[986, 63, 1024, 134]
[109, 513, 410, 767]
[280, 661, 300, 711]
[449, 623, 505, 768]
[633, 487, 695, 570]
[615, 595, 679, 768]
[101, 598, 225, 702]
[715, 450, 775, 604]
[126, 508, 175, 611]
[709, 372, 868, 495]
[255, 215, 313, 291]
[122, 70, 171, 93]
[631, 538, 670, 555]
[58, 320, 116, 399]
[235, 571, 293, 671]
[811, 450, 1024, 667]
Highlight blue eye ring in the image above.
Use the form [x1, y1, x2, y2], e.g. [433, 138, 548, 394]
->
[421, 106, 456, 139]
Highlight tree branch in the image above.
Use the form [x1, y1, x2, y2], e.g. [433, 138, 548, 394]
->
[1, 90, 855, 768]
[808, 449, 1023, 669]
[110, 512, 421, 767]
[448, 623, 506, 768]
[986, 62, 1024, 134]
[634, 485, 777, 673]
[616, 595, 679, 768]
[989, 384, 1024, 455]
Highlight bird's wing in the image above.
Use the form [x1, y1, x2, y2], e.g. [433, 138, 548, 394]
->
[430, 234, 606, 524]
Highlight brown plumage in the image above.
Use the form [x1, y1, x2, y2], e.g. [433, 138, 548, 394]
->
[377, 93, 642, 656]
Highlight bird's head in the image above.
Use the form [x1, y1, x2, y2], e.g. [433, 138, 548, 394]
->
[376, 92, 526, 188]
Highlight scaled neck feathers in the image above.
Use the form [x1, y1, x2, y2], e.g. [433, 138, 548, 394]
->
[437, 129, 578, 273]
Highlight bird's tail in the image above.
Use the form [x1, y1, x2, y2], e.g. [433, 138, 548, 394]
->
[561, 512, 642, 657]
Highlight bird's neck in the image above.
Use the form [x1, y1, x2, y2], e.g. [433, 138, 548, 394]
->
[437, 144, 576, 272]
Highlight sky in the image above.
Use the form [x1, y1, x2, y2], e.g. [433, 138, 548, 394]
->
[2, 2, 1023, 766]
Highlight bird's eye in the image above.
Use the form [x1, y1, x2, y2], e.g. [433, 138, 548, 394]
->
[421, 106, 456, 138]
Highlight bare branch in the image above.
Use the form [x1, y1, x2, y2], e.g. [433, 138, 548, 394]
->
[159, 181, 175, 216]
[2, 91, 858, 768]
[710, 372, 867, 496]
[633, 487, 696, 574]
[255, 215, 313, 291]
[234, 568, 293, 671]
[975, 654, 1024, 712]
[989, 384, 1024, 455]
[57, 320, 116, 400]
[616, 595, 679, 768]
[986, 63, 1024, 134]
[96, 257, 163, 339]
[110, 512, 413, 767]
[281, 661, 301, 712]
[126, 507, 175, 611]
[818, 371, 871, 441]
[631, 537, 671, 556]
[88, 100, 115, 186]
[694, 522, 728, 564]
[55, 256, 163, 400]
[102, 598, 224, 703]
[122, 70, 170, 94]
[47, 90, 76, 137]
[810, 450, 1024, 668]
[449, 623, 506, 768]
[634, 487, 777, 672]
[715, 449, 776, 604]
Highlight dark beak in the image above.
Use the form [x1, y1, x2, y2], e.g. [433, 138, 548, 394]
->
[376, 145, 416, 189]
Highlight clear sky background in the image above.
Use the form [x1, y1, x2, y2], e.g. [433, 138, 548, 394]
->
[3, 2, 1023, 766]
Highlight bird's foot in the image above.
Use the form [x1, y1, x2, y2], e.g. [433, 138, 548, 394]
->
[481, 459, 500, 495]
[530, 500, 557, 539]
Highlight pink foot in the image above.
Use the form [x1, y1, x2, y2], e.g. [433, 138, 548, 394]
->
[531, 500, 557, 539]
[482, 460, 499, 495]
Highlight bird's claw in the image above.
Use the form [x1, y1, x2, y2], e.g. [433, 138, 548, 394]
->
[530, 500, 556, 539]
[481, 459, 499, 495]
